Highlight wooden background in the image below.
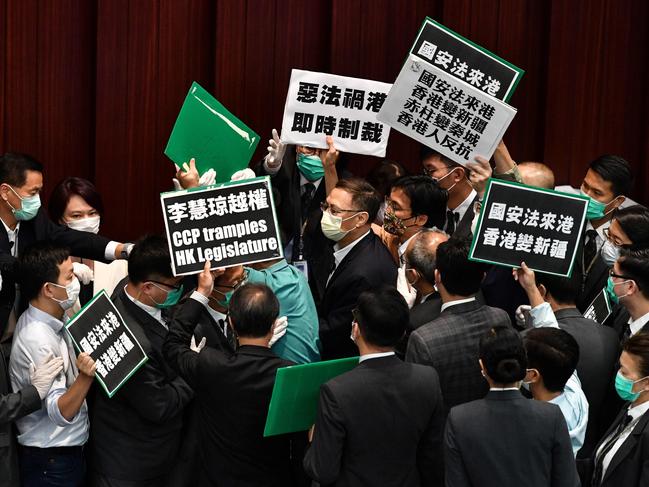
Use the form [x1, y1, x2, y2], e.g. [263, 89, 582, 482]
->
[1, 0, 647, 241]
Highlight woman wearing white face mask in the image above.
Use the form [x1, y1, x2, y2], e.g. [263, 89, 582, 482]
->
[49, 177, 128, 314]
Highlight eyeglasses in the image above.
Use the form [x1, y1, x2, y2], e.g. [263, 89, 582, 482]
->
[385, 197, 412, 214]
[609, 269, 632, 280]
[214, 269, 249, 292]
[422, 165, 454, 178]
[320, 202, 362, 217]
[603, 227, 626, 247]
[148, 280, 182, 292]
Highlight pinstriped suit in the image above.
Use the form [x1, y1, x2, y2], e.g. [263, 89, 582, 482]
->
[406, 299, 512, 408]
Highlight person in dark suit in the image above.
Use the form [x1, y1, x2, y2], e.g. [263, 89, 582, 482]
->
[1, 343, 62, 487]
[304, 286, 445, 487]
[530, 270, 619, 459]
[88, 236, 193, 487]
[406, 237, 512, 408]
[589, 333, 649, 486]
[164, 268, 294, 487]
[575, 155, 633, 311]
[318, 178, 397, 360]
[254, 131, 339, 306]
[0, 153, 131, 338]
[607, 248, 649, 340]
[445, 326, 579, 487]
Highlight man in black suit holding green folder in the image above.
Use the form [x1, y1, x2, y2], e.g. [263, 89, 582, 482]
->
[304, 287, 445, 487]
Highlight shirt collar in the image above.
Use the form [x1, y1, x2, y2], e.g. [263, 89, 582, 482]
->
[299, 173, 322, 191]
[628, 399, 649, 420]
[489, 387, 520, 391]
[629, 310, 649, 337]
[124, 285, 164, 327]
[359, 351, 395, 363]
[440, 296, 476, 313]
[333, 230, 370, 268]
[448, 189, 477, 220]
[586, 219, 611, 244]
[26, 304, 65, 334]
[398, 231, 420, 260]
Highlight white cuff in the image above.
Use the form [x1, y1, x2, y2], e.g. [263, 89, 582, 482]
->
[529, 302, 560, 329]
[104, 241, 119, 261]
[190, 291, 210, 308]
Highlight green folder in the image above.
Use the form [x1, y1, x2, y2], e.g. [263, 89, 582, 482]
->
[264, 356, 359, 437]
[164, 81, 260, 182]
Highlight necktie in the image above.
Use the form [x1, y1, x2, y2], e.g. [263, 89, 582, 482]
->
[584, 229, 599, 267]
[301, 183, 316, 221]
[446, 210, 458, 235]
[592, 413, 633, 485]
[622, 323, 632, 342]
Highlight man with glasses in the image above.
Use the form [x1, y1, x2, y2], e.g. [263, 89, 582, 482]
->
[318, 178, 397, 360]
[88, 235, 193, 487]
[607, 248, 649, 340]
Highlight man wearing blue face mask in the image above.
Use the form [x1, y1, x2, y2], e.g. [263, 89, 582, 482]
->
[254, 130, 340, 306]
[88, 235, 193, 487]
[575, 155, 633, 312]
[0, 153, 133, 342]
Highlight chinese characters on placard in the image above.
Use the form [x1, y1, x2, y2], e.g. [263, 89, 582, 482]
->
[166, 188, 270, 224]
[291, 81, 387, 143]
[395, 68, 496, 161]
[481, 202, 576, 260]
[417, 41, 502, 98]
[77, 311, 134, 379]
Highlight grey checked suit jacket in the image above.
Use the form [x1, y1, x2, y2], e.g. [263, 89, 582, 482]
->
[406, 299, 512, 408]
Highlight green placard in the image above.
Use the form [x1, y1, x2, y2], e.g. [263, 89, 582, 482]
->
[263, 356, 359, 437]
[164, 81, 260, 182]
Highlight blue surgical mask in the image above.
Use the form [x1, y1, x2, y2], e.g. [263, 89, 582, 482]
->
[600, 240, 620, 267]
[296, 153, 325, 181]
[615, 371, 647, 402]
[8, 186, 41, 221]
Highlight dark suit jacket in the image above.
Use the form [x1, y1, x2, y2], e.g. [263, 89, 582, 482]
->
[409, 294, 443, 331]
[304, 355, 445, 487]
[255, 148, 333, 306]
[481, 265, 530, 327]
[163, 298, 294, 487]
[0, 343, 40, 487]
[576, 251, 609, 313]
[445, 390, 579, 487]
[89, 288, 193, 482]
[0, 207, 111, 335]
[589, 404, 649, 487]
[319, 232, 397, 360]
[406, 299, 512, 408]
[554, 308, 619, 458]
[451, 194, 478, 238]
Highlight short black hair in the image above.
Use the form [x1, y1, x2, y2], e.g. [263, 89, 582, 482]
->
[407, 228, 447, 283]
[355, 286, 408, 347]
[589, 155, 633, 196]
[335, 178, 381, 222]
[391, 175, 448, 229]
[19, 242, 70, 302]
[419, 146, 453, 165]
[228, 283, 279, 338]
[524, 328, 579, 393]
[479, 326, 527, 383]
[617, 248, 649, 299]
[436, 237, 485, 296]
[534, 269, 582, 306]
[614, 205, 649, 250]
[0, 153, 43, 187]
[128, 235, 174, 285]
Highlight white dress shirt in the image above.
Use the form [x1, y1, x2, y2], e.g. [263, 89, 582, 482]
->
[124, 286, 166, 329]
[9, 305, 89, 447]
[440, 296, 476, 313]
[190, 291, 228, 337]
[629, 310, 649, 337]
[359, 351, 394, 363]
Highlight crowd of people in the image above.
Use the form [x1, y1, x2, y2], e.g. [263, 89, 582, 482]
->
[0, 130, 647, 487]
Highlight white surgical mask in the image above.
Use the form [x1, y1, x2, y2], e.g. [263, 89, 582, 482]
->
[321, 210, 360, 242]
[600, 240, 621, 267]
[66, 215, 101, 234]
[48, 277, 81, 311]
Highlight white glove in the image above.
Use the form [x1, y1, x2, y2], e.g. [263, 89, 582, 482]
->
[263, 128, 286, 173]
[72, 262, 94, 285]
[515, 304, 532, 328]
[397, 267, 417, 309]
[230, 168, 256, 181]
[269, 316, 288, 347]
[29, 352, 64, 399]
[190, 335, 206, 353]
[199, 168, 217, 186]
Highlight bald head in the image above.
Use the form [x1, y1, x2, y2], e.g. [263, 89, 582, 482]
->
[518, 162, 555, 189]
[406, 228, 449, 285]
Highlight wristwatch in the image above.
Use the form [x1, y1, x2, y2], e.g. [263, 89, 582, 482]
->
[120, 243, 134, 260]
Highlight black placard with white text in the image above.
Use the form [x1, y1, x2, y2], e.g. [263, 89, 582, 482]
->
[161, 176, 283, 275]
[66, 291, 147, 398]
[469, 179, 588, 277]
